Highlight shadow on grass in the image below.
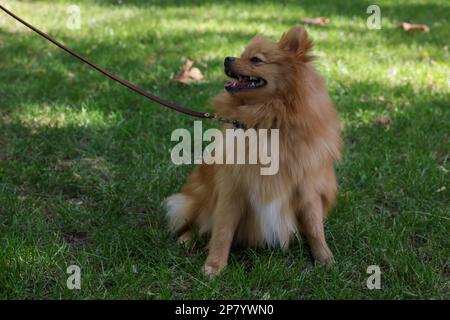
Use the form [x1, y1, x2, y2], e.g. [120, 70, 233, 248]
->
[1, 76, 448, 298]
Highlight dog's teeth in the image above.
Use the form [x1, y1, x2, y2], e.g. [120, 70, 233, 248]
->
[249, 76, 257, 81]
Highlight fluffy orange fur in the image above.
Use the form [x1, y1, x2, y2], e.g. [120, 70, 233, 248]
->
[165, 27, 342, 276]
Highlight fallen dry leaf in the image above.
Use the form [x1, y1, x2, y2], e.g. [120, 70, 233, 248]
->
[401, 22, 430, 33]
[63, 231, 90, 246]
[374, 115, 392, 128]
[174, 59, 204, 83]
[301, 17, 330, 26]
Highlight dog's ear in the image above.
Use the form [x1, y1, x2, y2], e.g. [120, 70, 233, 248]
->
[278, 27, 314, 61]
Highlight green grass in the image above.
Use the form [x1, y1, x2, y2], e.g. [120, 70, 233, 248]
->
[0, 0, 449, 299]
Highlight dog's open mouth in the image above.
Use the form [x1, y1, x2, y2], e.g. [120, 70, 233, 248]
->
[224, 70, 267, 92]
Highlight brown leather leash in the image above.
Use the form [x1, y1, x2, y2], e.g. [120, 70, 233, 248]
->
[0, 4, 243, 126]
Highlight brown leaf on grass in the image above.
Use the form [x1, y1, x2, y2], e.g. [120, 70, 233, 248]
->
[63, 231, 90, 246]
[401, 22, 430, 33]
[174, 60, 204, 83]
[301, 17, 330, 26]
[374, 115, 392, 128]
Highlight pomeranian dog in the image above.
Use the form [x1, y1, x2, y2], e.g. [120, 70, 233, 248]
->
[166, 26, 342, 276]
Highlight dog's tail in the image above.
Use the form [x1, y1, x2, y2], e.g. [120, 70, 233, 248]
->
[165, 164, 216, 236]
[164, 193, 196, 236]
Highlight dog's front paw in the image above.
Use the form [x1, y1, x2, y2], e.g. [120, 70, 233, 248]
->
[177, 230, 193, 245]
[319, 254, 334, 270]
[202, 262, 225, 278]
[312, 245, 334, 270]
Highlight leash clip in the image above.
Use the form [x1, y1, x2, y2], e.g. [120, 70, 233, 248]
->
[208, 113, 246, 129]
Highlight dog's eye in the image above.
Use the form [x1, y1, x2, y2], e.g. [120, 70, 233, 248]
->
[250, 57, 263, 64]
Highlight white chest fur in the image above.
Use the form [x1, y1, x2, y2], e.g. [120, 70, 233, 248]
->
[249, 193, 297, 248]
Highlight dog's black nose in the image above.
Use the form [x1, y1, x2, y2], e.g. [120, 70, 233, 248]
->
[224, 56, 236, 67]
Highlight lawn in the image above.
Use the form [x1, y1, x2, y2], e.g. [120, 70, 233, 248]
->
[0, 0, 448, 299]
